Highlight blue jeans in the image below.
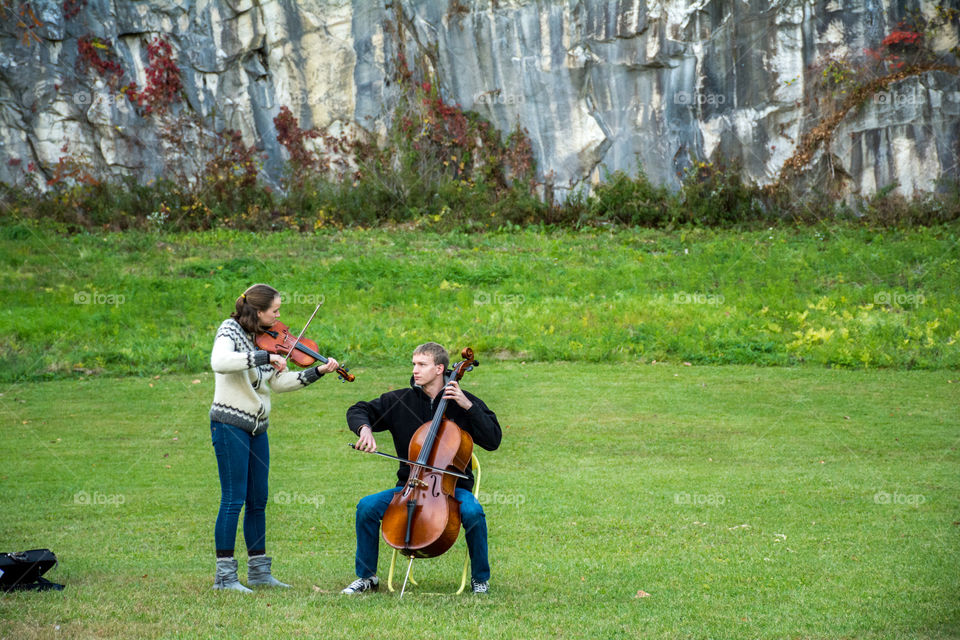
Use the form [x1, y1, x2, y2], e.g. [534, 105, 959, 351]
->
[354, 487, 490, 582]
[211, 421, 269, 555]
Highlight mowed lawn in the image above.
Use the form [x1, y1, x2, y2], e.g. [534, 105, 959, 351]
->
[1, 363, 958, 639]
[2, 224, 959, 380]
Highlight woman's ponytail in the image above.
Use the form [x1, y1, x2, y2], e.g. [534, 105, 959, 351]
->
[231, 284, 279, 334]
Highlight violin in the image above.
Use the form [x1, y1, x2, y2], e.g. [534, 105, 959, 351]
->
[379, 348, 478, 559]
[255, 320, 355, 382]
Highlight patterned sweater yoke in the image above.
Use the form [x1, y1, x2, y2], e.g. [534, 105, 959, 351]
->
[209, 318, 322, 434]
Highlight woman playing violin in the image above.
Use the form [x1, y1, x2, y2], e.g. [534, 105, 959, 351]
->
[209, 283, 340, 592]
[343, 342, 501, 595]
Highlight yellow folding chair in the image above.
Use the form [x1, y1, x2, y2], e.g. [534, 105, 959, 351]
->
[386, 453, 481, 595]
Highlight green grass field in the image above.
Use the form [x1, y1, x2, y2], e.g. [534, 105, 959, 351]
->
[1, 222, 959, 381]
[1, 223, 958, 637]
[1, 364, 958, 639]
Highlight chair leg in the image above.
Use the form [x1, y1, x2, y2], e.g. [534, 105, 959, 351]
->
[456, 452, 481, 594]
[387, 548, 397, 592]
[455, 547, 470, 594]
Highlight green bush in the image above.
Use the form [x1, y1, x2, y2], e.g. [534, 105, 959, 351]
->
[854, 180, 960, 226]
[3, 129, 957, 233]
[672, 160, 767, 226]
[589, 168, 672, 227]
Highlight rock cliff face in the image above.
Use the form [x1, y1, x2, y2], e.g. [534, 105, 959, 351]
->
[1, 0, 957, 199]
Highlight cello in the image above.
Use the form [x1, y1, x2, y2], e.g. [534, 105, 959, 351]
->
[379, 348, 479, 565]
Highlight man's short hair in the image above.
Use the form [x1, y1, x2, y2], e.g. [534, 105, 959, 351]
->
[413, 342, 449, 368]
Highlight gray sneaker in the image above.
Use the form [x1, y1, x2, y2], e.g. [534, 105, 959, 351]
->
[471, 578, 489, 594]
[341, 576, 379, 594]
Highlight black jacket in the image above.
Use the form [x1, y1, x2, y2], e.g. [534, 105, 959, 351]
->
[347, 376, 501, 492]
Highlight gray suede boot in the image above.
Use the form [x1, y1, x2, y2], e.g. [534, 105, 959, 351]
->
[213, 557, 253, 593]
[247, 555, 291, 588]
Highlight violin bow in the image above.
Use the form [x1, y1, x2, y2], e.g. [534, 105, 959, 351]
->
[282, 302, 322, 367]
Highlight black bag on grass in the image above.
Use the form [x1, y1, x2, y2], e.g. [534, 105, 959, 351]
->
[0, 549, 64, 592]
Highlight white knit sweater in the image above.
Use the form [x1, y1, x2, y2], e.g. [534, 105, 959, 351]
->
[209, 318, 322, 434]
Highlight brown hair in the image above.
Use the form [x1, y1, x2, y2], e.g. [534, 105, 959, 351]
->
[231, 284, 280, 334]
[413, 342, 449, 368]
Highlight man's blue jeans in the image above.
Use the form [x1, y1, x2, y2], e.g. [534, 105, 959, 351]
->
[354, 487, 490, 582]
[211, 421, 269, 554]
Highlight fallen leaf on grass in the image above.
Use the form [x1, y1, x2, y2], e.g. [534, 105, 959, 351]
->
[192, 379, 201, 384]
[635, 590, 651, 598]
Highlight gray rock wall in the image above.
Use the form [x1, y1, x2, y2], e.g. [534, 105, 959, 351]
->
[1, 0, 957, 199]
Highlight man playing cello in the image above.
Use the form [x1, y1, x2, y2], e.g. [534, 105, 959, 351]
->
[342, 342, 502, 594]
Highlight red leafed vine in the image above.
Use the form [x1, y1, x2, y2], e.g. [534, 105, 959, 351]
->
[134, 37, 182, 114]
[62, 0, 87, 20]
[777, 6, 959, 187]
[274, 105, 321, 172]
[77, 37, 124, 83]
